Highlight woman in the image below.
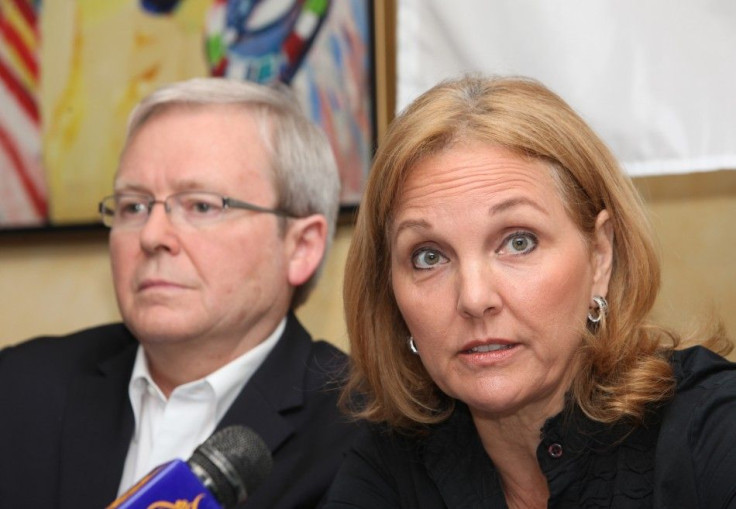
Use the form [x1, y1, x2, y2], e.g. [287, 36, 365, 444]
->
[324, 75, 736, 508]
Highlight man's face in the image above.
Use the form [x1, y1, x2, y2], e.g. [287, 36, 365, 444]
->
[110, 105, 294, 353]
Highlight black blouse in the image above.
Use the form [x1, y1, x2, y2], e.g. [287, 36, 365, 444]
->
[323, 346, 736, 508]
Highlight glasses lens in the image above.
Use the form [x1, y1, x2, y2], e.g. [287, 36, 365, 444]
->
[174, 192, 225, 225]
[99, 197, 116, 227]
[101, 195, 150, 228]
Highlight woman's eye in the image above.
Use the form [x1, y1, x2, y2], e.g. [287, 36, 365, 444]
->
[500, 232, 538, 255]
[411, 248, 447, 269]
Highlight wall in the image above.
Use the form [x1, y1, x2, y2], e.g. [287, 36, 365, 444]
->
[2, 170, 735, 359]
[635, 170, 736, 351]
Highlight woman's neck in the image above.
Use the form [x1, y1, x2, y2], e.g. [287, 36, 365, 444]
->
[471, 406, 561, 509]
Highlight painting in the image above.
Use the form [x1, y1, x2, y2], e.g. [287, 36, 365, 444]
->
[0, 0, 374, 230]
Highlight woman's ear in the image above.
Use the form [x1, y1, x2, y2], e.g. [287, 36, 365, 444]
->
[591, 209, 614, 298]
[285, 214, 329, 287]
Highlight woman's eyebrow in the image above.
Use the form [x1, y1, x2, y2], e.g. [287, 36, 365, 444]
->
[392, 196, 549, 238]
[489, 196, 548, 216]
[393, 218, 431, 237]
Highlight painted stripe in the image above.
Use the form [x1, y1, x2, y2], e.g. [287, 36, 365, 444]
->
[0, 59, 38, 122]
[0, 86, 40, 155]
[0, 18, 38, 80]
[0, 149, 42, 224]
[4, 0, 38, 50]
[0, 44, 36, 88]
[8, 0, 37, 30]
[0, 121, 46, 217]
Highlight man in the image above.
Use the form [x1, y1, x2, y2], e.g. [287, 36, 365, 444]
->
[0, 78, 358, 508]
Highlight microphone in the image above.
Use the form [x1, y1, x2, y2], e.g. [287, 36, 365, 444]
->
[107, 425, 273, 509]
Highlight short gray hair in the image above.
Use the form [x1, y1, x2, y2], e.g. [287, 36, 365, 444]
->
[125, 77, 341, 308]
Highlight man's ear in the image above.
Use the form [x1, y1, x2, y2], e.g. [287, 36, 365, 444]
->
[285, 214, 329, 286]
[591, 209, 614, 298]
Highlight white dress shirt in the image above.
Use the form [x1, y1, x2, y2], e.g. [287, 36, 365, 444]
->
[117, 318, 285, 495]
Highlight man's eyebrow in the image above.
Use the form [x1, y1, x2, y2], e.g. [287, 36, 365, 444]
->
[114, 179, 208, 194]
[113, 183, 150, 194]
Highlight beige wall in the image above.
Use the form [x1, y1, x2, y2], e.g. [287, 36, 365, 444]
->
[635, 170, 736, 352]
[1, 171, 735, 359]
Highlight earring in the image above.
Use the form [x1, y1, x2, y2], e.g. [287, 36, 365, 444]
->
[407, 337, 419, 355]
[587, 295, 608, 324]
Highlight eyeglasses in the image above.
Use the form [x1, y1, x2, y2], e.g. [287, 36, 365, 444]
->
[98, 191, 293, 229]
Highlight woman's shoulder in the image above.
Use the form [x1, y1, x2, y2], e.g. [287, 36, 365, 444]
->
[663, 345, 736, 427]
[354, 421, 429, 459]
[654, 346, 736, 505]
[671, 344, 736, 392]
[347, 411, 473, 473]
[659, 344, 736, 448]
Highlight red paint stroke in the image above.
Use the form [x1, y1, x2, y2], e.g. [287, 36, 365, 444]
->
[0, 17, 38, 81]
[0, 59, 38, 122]
[0, 121, 47, 218]
[9, 0, 37, 30]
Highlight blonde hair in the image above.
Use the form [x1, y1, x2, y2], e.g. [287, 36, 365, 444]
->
[342, 75, 730, 430]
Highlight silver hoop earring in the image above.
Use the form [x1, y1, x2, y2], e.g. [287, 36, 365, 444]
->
[587, 295, 608, 324]
[407, 337, 419, 355]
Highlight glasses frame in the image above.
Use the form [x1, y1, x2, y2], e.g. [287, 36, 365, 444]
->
[98, 191, 294, 229]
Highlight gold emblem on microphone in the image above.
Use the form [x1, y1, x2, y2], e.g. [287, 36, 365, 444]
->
[147, 493, 205, 509]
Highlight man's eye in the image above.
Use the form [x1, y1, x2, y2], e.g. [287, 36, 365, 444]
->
[193, 202, 214, 213]
[411, 248, 447, 270]
[182, 199, 221, 215]
[119, 201, 147, 216]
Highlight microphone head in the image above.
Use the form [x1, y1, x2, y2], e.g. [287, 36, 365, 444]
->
[188, 426, 273, 508]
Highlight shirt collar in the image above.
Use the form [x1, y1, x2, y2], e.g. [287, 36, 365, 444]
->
[127, 317, 286, 436]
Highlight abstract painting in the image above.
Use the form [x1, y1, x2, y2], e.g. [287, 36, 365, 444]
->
[0, 0, 374, 229]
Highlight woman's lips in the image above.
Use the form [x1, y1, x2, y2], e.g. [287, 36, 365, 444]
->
[460, 339, 517, 354]
[457, 340, 520, 364]
[463, 343, 516, 354]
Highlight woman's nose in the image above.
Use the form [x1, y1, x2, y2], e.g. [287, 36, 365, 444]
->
[456, 261, 502, 318]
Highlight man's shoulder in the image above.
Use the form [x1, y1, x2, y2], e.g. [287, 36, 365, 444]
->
[298, 339, 350, 396]
[308, 339, 349, 367]
[0, 323, 136, 376]
[275, 313, 349, 377]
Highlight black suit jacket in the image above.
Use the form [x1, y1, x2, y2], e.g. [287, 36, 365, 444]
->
[0, 313, 359, 508]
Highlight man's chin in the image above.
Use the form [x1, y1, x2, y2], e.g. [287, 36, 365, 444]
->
[124, 313, 202, 345]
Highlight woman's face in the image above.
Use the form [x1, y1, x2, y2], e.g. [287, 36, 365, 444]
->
[390, 143, 612, 422]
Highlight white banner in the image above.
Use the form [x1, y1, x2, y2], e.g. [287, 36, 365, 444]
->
[397, 0, 736, 176]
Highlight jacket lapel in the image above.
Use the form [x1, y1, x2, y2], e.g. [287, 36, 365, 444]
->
[58, 330, 137, 509]
[217, 313, 312, 454]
